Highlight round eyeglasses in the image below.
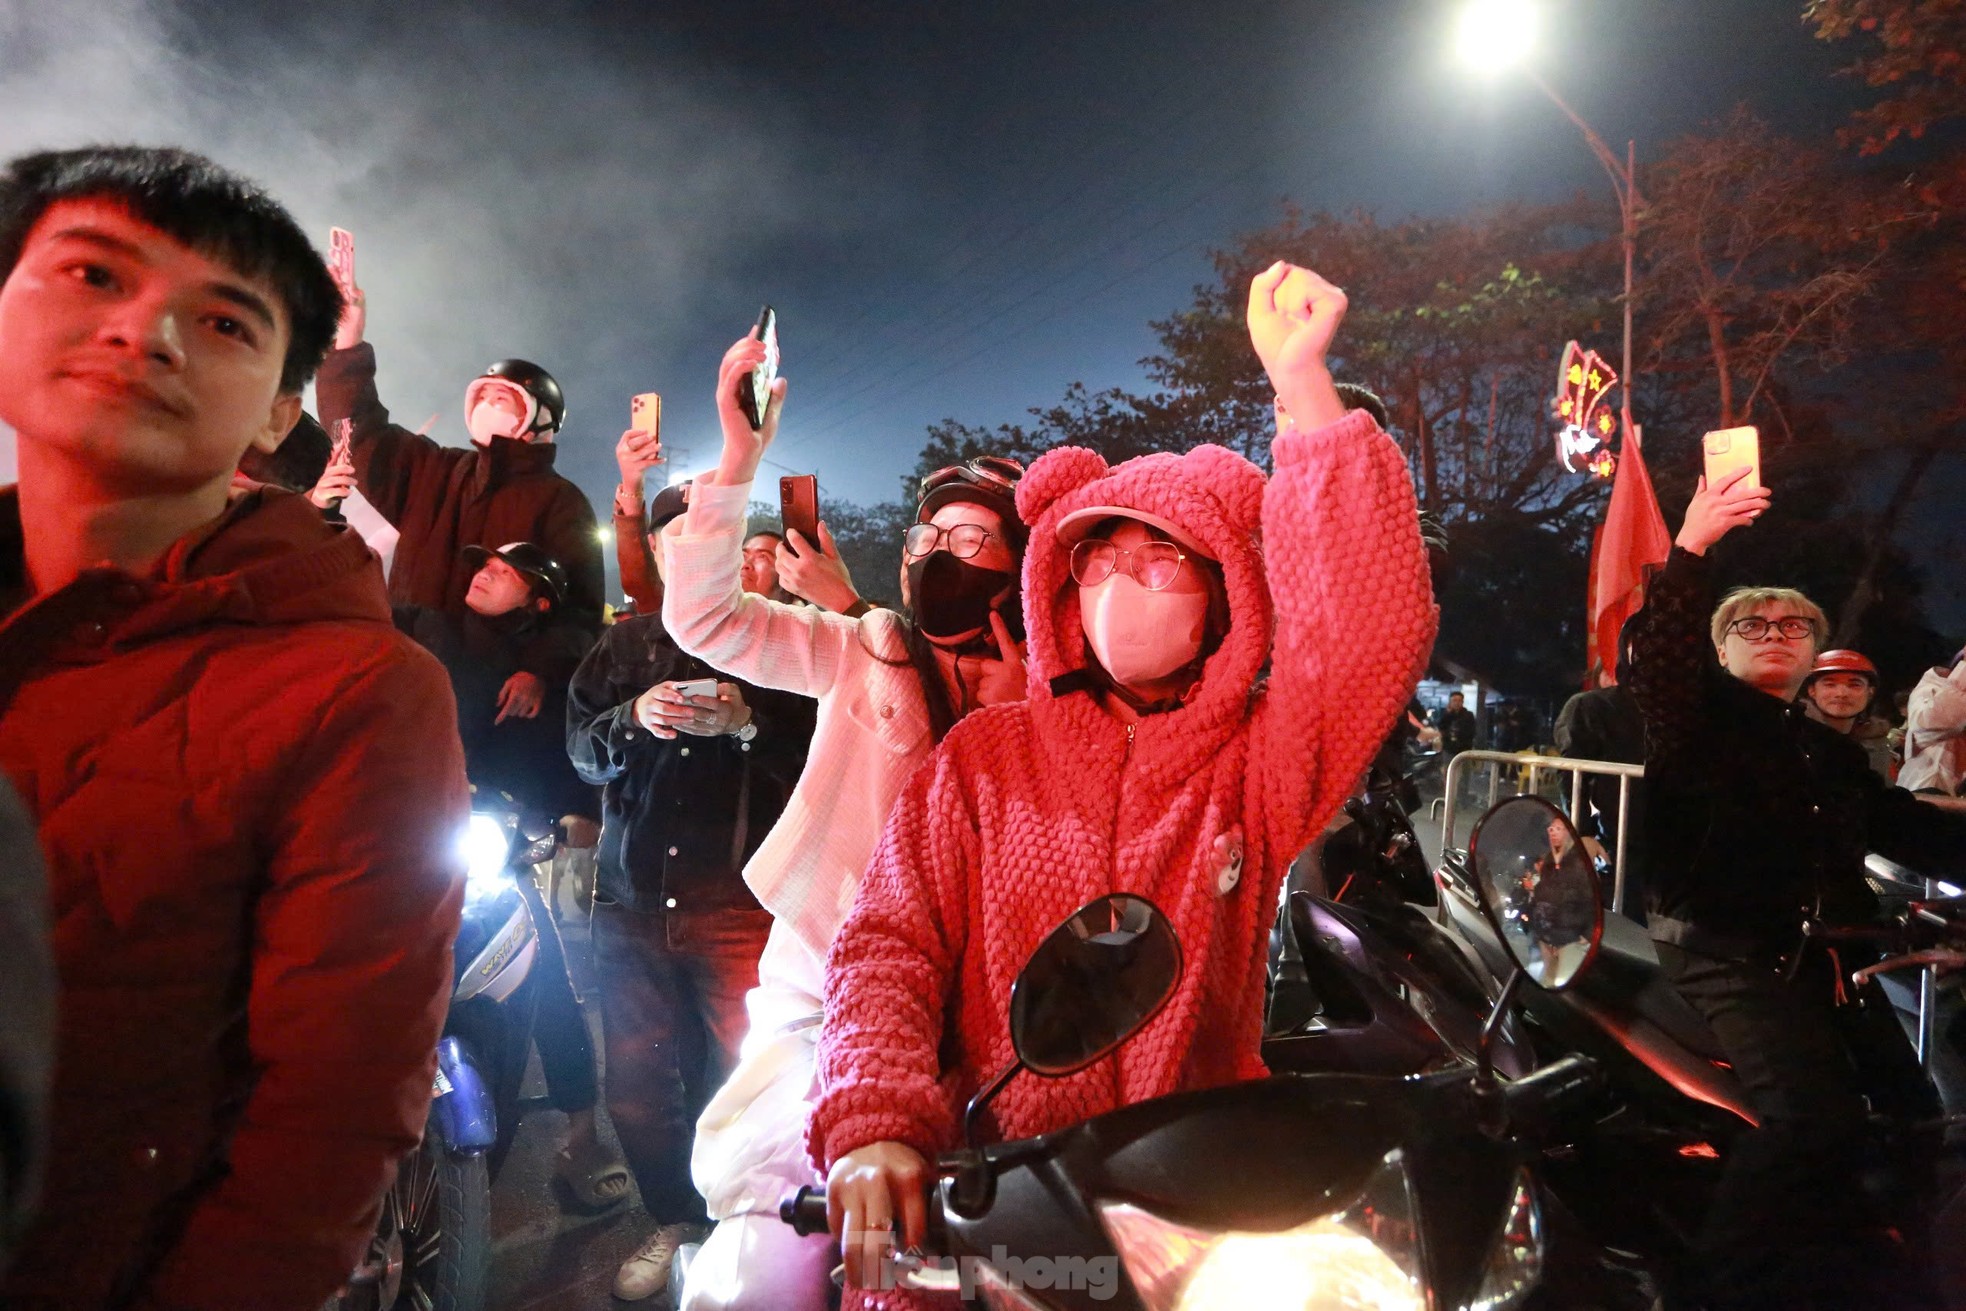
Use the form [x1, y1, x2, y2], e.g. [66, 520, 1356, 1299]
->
[904, 522, 998, 559]
[1727, 615, 1818, 642]
[1069, 539, 1189, 591]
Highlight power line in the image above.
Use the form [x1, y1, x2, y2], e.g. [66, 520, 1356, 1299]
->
[787, 132, 1380, 458]
[783, 140, 1289, 441]
[789, 63, 1263, 382]
[790, 191, 1279, 450]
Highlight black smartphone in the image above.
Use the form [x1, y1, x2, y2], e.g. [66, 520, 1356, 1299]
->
[736, 304, 779, 431]
[779, 474, 819, 546]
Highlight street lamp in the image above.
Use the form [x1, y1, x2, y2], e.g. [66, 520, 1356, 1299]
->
[1455, 0, 1645, 447]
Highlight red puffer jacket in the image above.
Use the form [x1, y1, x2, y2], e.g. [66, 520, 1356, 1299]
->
[0, 486, 469, 1310]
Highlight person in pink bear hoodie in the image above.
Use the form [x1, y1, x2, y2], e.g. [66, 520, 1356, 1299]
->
[810, 263, 1440, 1303]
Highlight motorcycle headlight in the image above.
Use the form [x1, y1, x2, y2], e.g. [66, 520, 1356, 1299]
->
[1098, 1148, 1427, 1311]
[1463, 1168, 1541, 1311]
[461, 812, 517, 900]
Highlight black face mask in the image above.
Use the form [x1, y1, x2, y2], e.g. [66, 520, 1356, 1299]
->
[909, 551, 1015, 643]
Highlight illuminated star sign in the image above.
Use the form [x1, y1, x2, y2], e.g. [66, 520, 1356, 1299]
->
[1550, 340, 1620, 479]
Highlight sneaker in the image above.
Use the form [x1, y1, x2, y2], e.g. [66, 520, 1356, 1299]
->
[614, 1222, 705, 1302]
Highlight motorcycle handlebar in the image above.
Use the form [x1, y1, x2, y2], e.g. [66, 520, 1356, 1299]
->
[1501, 1054, 1604, 1123]
[781, 1185, 830, 1236]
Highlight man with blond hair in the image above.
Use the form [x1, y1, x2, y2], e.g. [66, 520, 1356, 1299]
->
[1625, 468, 1964, 1310]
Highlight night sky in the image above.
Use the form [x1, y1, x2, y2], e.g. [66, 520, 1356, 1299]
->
[1, 0, 1958, 626]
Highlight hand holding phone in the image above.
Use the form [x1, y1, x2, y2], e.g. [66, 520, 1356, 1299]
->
[1678, 429, 1771, 556]
[328, 227, 364, 348]
[313, 419, 356, 520]
[736, 305, 779, 432]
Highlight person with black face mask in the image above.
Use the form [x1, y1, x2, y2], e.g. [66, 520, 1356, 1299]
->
[648, 328, 1027, 1311]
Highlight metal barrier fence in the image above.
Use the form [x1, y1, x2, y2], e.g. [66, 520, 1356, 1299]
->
[1438, 749, 1644, 915]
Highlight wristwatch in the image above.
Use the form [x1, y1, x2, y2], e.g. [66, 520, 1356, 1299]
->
[733, 718, 758, 744]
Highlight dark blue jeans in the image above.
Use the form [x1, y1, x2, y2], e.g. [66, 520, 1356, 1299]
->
[590, 901, 770, 1223]
[515, 873, 597, 1114]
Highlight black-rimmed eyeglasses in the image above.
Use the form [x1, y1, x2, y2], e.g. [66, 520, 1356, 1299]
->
[904, 522, 999, 559]
[1727, 616, 1817, 642]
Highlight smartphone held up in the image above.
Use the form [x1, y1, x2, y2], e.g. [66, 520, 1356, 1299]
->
[1702, 426, 1761, 493]
[631, 392, 662, 437]
[328, 227, 355, 287]
[736, 305, 779, 431]
[780, 473, 819, 546]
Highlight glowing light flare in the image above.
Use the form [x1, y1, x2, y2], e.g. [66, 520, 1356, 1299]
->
[1181, 1229, 1422, 1310]
[1455, 0, 1539, 73]
[459, 812, 516, 898]
[1099, 1149, 1427, 1311]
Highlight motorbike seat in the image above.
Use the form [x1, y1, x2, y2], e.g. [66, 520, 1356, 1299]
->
[1577, 912, 1729, 1063]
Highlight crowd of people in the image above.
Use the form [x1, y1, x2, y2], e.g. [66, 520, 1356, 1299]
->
[0, 143, 1961, 1311]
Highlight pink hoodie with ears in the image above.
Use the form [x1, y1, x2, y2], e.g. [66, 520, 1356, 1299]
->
[811, 410, 1436, 1192]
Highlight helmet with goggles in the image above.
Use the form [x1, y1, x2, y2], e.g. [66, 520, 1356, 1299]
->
[915, 456, 1026, 552]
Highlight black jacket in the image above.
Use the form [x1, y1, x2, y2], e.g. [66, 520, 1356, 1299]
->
[1434, 705, 1476, 757]
[1626, 546, 1965, 953]
[1554, 683, 1648, 898]
[566, 613, 814, 914]
[394, 604, 595, 823]
[315, 343, 605, 662]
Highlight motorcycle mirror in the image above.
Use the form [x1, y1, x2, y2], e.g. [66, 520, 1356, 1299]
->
[1468, 797, 1603, 992]
[1008, 894, 1183, 1076]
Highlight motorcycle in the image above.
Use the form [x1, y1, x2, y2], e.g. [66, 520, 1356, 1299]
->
[1274, 768, 1966, 1303]
[328, 793, 553, 1311]
[782, 796, 1632, 1309]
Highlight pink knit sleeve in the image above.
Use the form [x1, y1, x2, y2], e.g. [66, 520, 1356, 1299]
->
[809, 745, 975, 1171]
[1255, 407, 1437, 858]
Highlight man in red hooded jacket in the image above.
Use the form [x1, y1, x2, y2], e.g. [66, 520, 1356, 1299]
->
[0, 146, 468, 1310]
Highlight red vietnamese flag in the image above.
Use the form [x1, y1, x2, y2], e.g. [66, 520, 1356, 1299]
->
[1586, 434, 1672, 684]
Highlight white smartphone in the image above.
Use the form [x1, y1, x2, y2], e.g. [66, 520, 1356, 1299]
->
[671, 677, 718, 699]
[1702, 426, 1761, 492]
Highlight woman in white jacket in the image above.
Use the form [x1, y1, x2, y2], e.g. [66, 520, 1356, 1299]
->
[661, 331, 1029, 1311]
[1900, 649, 1966, 797]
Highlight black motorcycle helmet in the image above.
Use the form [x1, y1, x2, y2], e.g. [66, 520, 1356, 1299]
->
[462, 541, 568, 608]
[475, 359, 566, 436]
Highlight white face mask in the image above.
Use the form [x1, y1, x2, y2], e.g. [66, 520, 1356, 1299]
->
[1081, 575, 1209, 689]
[464, 382, 533, 446]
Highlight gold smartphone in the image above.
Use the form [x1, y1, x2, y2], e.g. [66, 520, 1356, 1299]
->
[630, 392, 662, 436]
[1702, 426, 1761, 492]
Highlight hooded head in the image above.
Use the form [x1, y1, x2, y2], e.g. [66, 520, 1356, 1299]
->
[1016, 443, 1269, 713]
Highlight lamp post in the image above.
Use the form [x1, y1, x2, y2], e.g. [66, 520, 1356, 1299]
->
[1456, 1, 1645, 446]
